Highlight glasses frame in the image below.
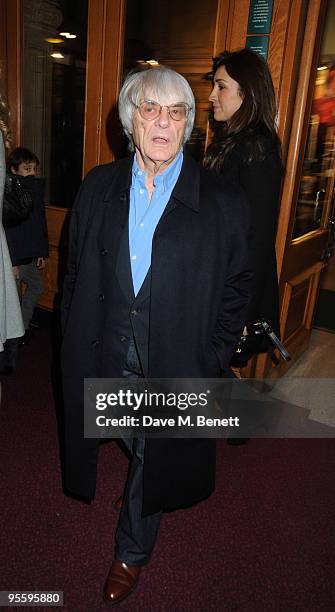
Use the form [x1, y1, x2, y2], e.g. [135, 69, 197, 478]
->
[134, 99, 191, 121]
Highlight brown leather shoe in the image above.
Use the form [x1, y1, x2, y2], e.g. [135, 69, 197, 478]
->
[113, 495, 123, 511]
[103, 560, 141, 605]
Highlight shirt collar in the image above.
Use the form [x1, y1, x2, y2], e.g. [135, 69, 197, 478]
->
[132, 150, 183, 192]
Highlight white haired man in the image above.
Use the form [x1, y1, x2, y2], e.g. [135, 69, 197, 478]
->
[61, 66, 251, 605]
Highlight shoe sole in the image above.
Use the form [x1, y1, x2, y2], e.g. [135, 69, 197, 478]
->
[103, 575, 139, 606]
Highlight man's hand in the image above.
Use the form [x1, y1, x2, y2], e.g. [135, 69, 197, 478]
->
[12, 266, 20, 280]
[36, 257, 46, 270]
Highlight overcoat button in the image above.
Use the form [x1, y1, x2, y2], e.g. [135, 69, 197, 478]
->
[131, 308, 139, 315]
[120, 336, 127, 342]
[98, 293, 105, 302]
[100, 248, 108, 256]
[91, 339, 99, 347]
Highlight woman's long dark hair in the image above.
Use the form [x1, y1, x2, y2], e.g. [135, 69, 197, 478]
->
[203, 49, 281, 171]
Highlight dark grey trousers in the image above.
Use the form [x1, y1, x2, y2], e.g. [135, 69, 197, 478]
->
[18, 261, 44, 330]
[115, 339, 161, 566]
[115, 438, 161, 565]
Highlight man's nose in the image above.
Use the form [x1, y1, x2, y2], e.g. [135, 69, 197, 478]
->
[155, 106, 170, 127]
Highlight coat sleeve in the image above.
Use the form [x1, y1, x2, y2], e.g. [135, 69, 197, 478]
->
[211, 191, 252, 369]
[61, 195, 79, 335]
[237, 150, 282, 322]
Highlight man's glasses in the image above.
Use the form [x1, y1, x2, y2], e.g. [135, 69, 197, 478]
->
[134, 100, 191, 121]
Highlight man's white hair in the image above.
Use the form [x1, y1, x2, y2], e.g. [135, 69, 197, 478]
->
[118, 66, 195, 150]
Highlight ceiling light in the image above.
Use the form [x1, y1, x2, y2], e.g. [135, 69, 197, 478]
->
[59, 31, 77, 39]
[45, 37, 63, 44]
[51, 52, 64, 59]
[317, 66, 328, 71]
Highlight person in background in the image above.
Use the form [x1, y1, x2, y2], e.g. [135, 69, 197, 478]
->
[312, 64, 335, 170]
[0, 94, 24, 376]
[5, 147, 49, 345]
[204, 48, 283, 369]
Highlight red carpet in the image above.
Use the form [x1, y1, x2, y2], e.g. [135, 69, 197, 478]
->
[0, 328, 334, 611]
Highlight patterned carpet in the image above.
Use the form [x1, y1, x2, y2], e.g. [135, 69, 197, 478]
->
[0, 327, 334, 611]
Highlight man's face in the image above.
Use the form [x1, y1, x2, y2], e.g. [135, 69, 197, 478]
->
[12, 162, 37, 176]
[131, 92, 187, 172]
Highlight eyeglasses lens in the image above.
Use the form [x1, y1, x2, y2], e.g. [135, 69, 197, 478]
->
[139, 102, 188, 121]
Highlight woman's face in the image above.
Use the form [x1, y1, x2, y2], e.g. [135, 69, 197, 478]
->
[209, 65, 243, 122]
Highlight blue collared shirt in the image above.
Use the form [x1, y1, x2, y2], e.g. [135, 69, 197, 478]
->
[129, 151, 183, 295]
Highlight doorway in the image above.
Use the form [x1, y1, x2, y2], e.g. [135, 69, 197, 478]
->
[272, 0, 335, 377]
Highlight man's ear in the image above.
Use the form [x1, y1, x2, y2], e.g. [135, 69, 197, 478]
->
[10, 165, 18, 175]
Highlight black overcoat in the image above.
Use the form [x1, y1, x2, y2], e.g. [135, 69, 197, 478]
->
[61, 153, 251, 515]
[218, 130, 283, 333]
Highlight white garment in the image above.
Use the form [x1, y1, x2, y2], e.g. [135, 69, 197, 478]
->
[0, 132, 24, 350]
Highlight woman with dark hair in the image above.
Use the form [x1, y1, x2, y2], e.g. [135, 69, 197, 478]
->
[204, 48, 283, 366]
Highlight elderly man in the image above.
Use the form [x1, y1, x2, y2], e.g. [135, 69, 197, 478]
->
[61, 66, 251, 605]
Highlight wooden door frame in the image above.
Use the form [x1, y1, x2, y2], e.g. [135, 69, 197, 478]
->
[0, 0, 22, 147]
[83, 0, 126, 174]
[276, 0, 328, 276]
[271, 0, 332, 377]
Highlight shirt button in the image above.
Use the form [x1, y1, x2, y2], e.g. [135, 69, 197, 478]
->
[140, 223, 144, 228]
[131, 255, 137, 260]
[98, 293, 105, 302]
[139, 188, 144, 194]
[138, 170, 143, 176]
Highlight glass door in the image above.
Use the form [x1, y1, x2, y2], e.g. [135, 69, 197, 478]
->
[22, 0, 89, 208]
[277, 0, 335, 375]
[293, 60, 335, 239]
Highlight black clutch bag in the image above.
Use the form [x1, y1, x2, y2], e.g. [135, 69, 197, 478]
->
[231, 320, 290, 367]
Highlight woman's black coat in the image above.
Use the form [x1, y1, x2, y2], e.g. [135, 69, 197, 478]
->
[61, 153, 251, 515]
[218, 131, 283, 334]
